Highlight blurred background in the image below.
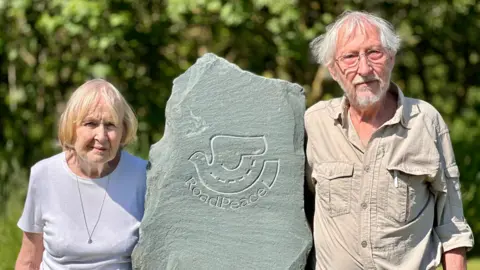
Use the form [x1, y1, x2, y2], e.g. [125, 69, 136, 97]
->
[0, 0, 478, 268]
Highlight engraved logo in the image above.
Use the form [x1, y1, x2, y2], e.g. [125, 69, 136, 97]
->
[186, 135, 279, 209]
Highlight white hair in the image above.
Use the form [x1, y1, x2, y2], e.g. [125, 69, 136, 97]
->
[309, 10, 401, 66]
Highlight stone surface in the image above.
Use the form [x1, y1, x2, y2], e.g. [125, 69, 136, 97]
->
[132, 53, 312, 270]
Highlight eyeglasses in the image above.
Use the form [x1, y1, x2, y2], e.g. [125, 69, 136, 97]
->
[335, 49, 387, 69]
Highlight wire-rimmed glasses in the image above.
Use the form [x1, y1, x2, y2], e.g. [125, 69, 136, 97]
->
[335, 49, 388, 70]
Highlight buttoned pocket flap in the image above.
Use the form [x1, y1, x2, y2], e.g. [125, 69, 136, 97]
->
[386, 164, 436, 178]
[445, 165, 460, 178]
[315, 162, 354, 180]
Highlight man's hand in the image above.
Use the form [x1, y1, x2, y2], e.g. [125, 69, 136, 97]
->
[442, 247, 467, 270]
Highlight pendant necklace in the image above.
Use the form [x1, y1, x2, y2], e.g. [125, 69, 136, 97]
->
[76, 174, 110, 244]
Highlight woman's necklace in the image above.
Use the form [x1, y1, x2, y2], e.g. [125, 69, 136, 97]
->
[76, 174, 110, 244]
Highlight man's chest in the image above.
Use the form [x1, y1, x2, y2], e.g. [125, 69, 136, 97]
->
[307, 120, 440, 225]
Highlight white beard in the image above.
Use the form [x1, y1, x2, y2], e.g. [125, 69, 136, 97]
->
[355, 85, 385, 108]
[338, 74, 390, 110]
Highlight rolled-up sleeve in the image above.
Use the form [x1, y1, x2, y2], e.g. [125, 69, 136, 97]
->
[432, 129, 474, 252]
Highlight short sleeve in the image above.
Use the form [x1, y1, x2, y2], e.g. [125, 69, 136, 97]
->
[17, 164, 44, 233]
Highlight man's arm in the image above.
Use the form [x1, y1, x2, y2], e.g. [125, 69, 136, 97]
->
[432, 127, 473, 269]
[442, 247, 466, 270]
[15, 232, 44, 270]
[304, 133, 316, 230]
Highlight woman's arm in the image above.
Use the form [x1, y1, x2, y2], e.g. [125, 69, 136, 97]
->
[15, 232, 44, 270]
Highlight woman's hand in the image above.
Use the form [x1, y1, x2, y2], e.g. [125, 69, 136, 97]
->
[15, 232, 44, 270]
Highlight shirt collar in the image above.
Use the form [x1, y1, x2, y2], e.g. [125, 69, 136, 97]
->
[327, 82, 419, 128]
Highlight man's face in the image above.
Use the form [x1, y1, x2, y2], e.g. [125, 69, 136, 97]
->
[328, 23, 395, 109]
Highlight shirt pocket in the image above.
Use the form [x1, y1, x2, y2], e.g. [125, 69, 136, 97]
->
[384, 166, 433, 224]
[431, 165, 462, 207]
[314, 162, 354, 217]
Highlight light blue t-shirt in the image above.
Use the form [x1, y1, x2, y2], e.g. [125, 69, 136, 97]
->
[18, 151, 147, 270]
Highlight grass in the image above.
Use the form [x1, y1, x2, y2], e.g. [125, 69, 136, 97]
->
[437, 258, 480, 269]
[0, 196, 23, 270]
[467, 258, 480, 270]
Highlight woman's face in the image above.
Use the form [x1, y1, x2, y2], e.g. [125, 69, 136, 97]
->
[73, 98, 124, 167]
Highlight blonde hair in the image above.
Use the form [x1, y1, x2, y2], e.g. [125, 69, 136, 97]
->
[58, 79, 138, 150]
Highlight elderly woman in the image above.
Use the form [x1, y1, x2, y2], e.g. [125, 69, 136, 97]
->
[15, 79, 147, 269]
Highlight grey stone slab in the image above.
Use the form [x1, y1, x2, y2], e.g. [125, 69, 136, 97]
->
[132, 53, 312, 270]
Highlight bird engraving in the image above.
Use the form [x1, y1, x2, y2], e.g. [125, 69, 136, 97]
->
[189, 135, 268, 194]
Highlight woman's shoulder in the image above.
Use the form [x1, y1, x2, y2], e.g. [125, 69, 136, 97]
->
[31, 152, 65, 175]
[27, 152, 66, 189]
[120, 151, 148, 171]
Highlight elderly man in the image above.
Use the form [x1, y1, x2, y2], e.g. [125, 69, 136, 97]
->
[305, 11, 474, 270]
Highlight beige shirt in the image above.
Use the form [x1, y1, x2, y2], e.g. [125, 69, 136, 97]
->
[305, 84, 474, 270]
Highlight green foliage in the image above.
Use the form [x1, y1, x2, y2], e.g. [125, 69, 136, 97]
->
[467, 259, 480, 270]
[0, 0, 479, 266]
[0, 190, 25, 269]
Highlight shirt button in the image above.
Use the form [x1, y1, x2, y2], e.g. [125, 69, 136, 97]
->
[361, 202, 367, 209]
[377, 147, 385, 157]
[361, 241, 368, 248]
[364, 165, 370, 173]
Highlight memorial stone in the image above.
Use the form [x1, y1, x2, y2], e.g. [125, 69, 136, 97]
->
[132, 53, 312, 270]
